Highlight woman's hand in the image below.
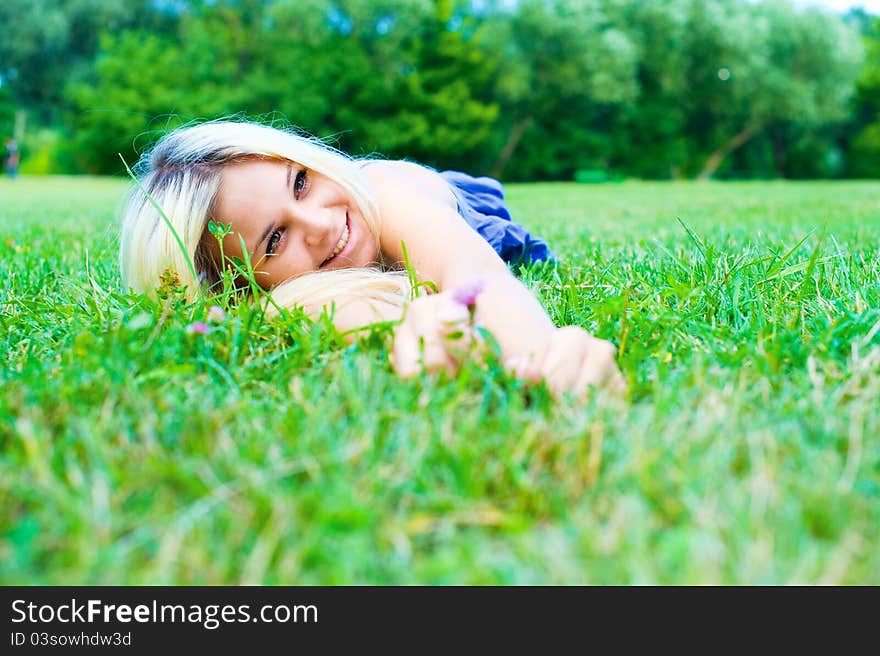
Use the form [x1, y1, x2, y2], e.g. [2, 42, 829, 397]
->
[390, 291, 477, 378]
[390, 290, 625, 399]
[506, 326, 626, 398]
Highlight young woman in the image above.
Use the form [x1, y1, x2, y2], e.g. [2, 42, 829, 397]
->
[120, 120, 624, 397]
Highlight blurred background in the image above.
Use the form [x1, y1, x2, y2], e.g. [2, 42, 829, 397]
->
[0, 0, 878, 181]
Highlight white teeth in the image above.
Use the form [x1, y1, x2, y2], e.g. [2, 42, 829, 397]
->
[327, 223, 349, 261]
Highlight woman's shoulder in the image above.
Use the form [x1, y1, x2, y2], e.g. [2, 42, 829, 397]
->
[358, 159, 458, 211]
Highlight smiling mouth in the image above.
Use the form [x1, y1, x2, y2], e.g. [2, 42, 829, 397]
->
[321, 214, 351, 267]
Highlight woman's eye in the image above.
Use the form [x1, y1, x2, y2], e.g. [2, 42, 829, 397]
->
[266, 229, 283, 256]
[294, 168, 308, 198]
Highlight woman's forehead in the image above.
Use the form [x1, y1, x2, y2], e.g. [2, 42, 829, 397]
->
[216, 160, 288, 213]
[221, 158, 289, 185]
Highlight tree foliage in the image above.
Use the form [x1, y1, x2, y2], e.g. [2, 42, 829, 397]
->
[0, 0, 870, 178]
[847, 16, 880, 177]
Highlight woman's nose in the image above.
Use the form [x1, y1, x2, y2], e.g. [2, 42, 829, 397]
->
[294, 206, 334, 247]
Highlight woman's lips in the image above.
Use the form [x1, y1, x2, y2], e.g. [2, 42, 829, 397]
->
[321, 213, 352, 268]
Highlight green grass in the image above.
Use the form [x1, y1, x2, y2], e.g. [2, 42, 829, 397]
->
[1, 176, 878, 584]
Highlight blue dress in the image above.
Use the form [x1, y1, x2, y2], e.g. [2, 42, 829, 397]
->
[439, 171, 555, 266]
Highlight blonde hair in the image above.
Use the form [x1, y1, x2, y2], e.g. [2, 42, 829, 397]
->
[119, 120, 410, 316]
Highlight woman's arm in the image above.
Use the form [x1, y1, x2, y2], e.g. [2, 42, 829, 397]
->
[365, 163, 554, 352]
[364, 163, 624, 395]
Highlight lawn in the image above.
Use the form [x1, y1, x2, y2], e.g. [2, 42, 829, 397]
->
[1, 175, 878, 584]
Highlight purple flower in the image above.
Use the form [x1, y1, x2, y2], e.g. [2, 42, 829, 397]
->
[186, 321, 211, 335]
[451, 279, 486, 309]
[207, 305, 226, 323]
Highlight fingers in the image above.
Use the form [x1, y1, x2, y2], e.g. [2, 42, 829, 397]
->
[390, 294, 473, 378]
[390, 293, 628, 400]
[435, 298, 472, 346]
[392, 321, 455, 378]
[508, 326, 627, 399]
[505, 355, 540, 382]
[389, 323, 421, 378]
[540, 326, 590, 397]
[609, 371, 628, 395]
[573, 336, 621, 391]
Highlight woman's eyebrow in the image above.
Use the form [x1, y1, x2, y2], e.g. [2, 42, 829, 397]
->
[252, 165, 293, 255]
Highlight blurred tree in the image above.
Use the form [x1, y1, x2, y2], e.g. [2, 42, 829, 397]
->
[482, 0, 638, 180]
[63, 31, 194, 173]
[847, 16, 880, 177]
[0, 84, 14, 140]
[64, 0, 501, 173]
[0, 0, 173, 122]
[16, 0, 876, 178]
[65, 0, 323, 173]
[685, 0, 863, 179]
[603, 0, 690, 178]
[370, 0, 500, 169]
[295, 0, 500, 169]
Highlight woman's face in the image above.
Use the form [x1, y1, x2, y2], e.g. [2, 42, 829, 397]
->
[210, 159, 379, 289]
